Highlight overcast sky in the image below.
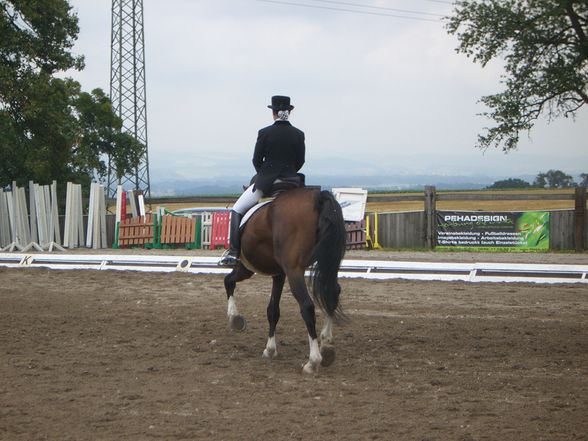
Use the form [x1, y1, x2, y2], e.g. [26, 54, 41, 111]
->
[66, 0, 587, 183]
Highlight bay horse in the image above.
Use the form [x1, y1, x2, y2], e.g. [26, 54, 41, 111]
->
[223, 187, 346, 374]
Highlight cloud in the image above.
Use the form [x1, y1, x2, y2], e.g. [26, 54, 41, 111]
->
[65, 0, 588, 184]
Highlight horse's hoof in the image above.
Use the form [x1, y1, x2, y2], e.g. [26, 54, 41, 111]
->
[229, 315, 246, 332]
[262, 348, 277, 359]
[302, 362, 318, 375]
[320, 344, 336, 367]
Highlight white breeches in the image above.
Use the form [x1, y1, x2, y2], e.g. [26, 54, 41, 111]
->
[232, 184, 264, 215]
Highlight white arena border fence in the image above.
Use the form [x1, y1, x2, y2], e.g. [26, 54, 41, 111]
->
[0, 253, 587, 284]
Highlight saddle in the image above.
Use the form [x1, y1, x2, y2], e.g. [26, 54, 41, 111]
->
[245, 173, 306, 196]
[269, 174, 305, 197]
[239, 175, 314, 230]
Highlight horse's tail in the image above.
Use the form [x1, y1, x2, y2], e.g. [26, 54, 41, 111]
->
[310, 190, 346, 318]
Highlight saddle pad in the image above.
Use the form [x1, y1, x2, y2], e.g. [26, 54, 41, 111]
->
[240, 200, 273, 229]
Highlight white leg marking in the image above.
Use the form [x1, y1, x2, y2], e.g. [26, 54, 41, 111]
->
[227, 296, 238, 318]
[320, 316, 333, 344]
[262, 336, 278, 359]
[302, 335, 322, 374]
[227, 296, 246, 330]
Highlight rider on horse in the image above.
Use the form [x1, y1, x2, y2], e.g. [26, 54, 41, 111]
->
[218, 95, 306, 266]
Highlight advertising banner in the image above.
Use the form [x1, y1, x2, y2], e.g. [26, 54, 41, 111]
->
[436, 211, 550, 251]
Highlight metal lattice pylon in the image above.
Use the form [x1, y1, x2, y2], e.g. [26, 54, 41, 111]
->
[107, 0, 151, 199]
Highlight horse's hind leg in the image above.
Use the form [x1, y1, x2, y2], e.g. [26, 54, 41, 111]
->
[262, 273, 285, 359]
[224, 263, 254, 331]
[287, 272, 322, 374]
[320, 316, 333, 344]
[319, 316, 336, 367]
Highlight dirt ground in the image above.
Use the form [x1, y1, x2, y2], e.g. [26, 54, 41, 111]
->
[1, 252, 587, 440]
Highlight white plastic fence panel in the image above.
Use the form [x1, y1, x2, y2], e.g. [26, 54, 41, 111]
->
[201, 212, 212, 249]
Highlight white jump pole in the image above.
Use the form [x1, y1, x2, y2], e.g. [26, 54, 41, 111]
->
[138, 193, 145, 217]
[73, 184, 86, 248]
[0, 190, 13, 250]
[28, 181, 38, 244]
[64, 182, 72, 247]
[92, 183, 100, 249]
[128, 189, 138, 218]
[42, 181, 64, 252]
[50, 181, 62, 246]
[15, 186, 29, 246]
[35, 184, 48, 246]
[19, 184, 42, 252]
[86, 182, 96, 248]
[115, 185, 123, 224]
[99, 185, 107, 249]
[75, 184, 85, 248]
[5, 191, 17, 251]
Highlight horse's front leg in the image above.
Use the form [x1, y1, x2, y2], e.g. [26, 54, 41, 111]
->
[287, 272, 322, 374]
[262, 273, 285, 359]
[223, 263, 254, 331]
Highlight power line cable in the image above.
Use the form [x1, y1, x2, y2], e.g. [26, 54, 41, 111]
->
[403, 0, 453, 4]
[256, 0, 443, 21]
[306, 0, 447, 17]
[420, 0, 453, 4]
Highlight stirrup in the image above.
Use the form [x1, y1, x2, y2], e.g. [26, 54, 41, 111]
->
[218, 249, 239, 267]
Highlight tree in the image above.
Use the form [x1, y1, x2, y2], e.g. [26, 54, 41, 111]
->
[487, 178, 531, 189]
[533, 169, 576, 188]
[0, 0, 143, 188]
[579, 173, 588, 186]
[533, 173, 548, 188]
[446, 1, 588, 152]
[71, 87, 145, 184]
[0, 0, 83, 76]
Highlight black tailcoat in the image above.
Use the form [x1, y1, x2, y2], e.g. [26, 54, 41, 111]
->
[252, 120, 305, 194]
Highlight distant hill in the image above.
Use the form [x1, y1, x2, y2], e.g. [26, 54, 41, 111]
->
[150, 173, 538, 196]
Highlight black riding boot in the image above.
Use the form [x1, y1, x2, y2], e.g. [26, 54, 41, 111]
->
[218, 210, 243, 266]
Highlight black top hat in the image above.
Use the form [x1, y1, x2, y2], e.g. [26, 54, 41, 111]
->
[268, 95, 294, 111]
